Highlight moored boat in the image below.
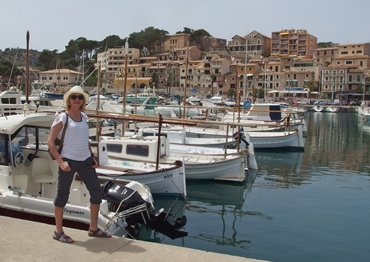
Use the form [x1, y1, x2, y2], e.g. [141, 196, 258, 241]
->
[0, 113, 187, 239]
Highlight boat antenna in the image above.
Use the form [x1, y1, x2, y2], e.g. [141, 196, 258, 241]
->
[23, 31, 30, 115]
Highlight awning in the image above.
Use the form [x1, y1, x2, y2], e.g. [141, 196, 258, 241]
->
[268, 90, 279, 94]
[311, 91, 320, 94]
[247, 74, 253, 76]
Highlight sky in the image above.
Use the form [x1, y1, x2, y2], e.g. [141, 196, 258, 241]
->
[2, 0, 370, 52]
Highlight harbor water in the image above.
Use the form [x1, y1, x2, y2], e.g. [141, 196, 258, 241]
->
[145, 111, 370, 262]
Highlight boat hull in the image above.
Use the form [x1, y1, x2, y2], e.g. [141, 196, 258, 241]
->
[97, 162, 186, 197]
[0, 191, 126, 236]
[165, 154, 246, 182]
[248, 126, 305, 151]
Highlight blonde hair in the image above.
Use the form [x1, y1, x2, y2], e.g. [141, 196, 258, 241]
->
[66, 93, 86, 112]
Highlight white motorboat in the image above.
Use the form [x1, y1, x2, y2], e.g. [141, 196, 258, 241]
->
[325, 105, 340, 113]
[0, 90, 60, 115]
[0, 113, 187, 239]
[312, 105, 325, 112]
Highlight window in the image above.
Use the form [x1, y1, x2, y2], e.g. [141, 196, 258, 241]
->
[126, 145, 149, 157]
[345, 61, 353, 64]
[357, 75, 361, 82]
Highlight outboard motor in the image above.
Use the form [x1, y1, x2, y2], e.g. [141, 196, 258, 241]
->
[102, 180, 147, 212]
[102, 181, 188, 239]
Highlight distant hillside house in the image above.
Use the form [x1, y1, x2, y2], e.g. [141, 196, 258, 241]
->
[39, 69, 82, 92]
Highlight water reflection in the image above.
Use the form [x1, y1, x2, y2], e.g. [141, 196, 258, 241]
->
[305, 112, 370, 172]
[186, 170, 257, 208]
[255, 151, 306, 188]
[138, 197, 187, 243]
[182, 171, 260, 250]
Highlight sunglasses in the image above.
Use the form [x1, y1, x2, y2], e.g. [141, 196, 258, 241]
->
[70, 95, 84, 100]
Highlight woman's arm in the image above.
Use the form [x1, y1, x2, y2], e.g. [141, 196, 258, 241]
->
[47, 122, 63, 164]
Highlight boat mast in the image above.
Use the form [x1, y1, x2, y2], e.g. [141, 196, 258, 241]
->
[7, 47, 19, 90]
[182, 38, 190, 120]
[363, 71, 366, 102]
[243, 35, 248, 102]
[123, 40, 129, 114]
[24, 31, 30, 115]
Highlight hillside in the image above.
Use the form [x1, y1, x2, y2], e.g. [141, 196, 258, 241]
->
[0, 48, 40, 66]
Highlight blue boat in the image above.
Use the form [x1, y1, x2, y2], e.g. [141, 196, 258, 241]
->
[44, 92, 64, 100]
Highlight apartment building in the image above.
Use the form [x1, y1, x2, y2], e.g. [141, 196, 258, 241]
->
[271, 29, 317, 59]
[228, 30, 271, 58]
[96, 47, 140, 83]
[177, 53, 231, 97]
[314, 43, 370, 99]
[320, 66, 367, 100]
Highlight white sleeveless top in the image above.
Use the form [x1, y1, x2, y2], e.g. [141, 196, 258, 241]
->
[51, 112, 90, 161]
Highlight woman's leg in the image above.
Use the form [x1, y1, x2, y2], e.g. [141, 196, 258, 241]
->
[78, 157, 110, 236]
[53, 158, 76, 241]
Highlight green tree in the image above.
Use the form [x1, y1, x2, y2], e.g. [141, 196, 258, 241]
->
[190, 29, 211, 49]
[317, 42, 339, 48]
[354, 84, 364, 94]
[303, 80, 318, 92]
[256, 88, 264, 98]
[227, 88, 236, 97]
[176, 27, 193, 35]
[38, 49, 59, 70]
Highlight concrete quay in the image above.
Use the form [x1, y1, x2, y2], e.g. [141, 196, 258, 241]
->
[0, 216, 266, 262]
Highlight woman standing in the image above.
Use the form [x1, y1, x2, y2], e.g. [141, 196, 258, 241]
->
[47, 85, 111, 243]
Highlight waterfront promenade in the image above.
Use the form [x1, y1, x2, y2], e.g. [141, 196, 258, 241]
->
[0, 216, 265, 262]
